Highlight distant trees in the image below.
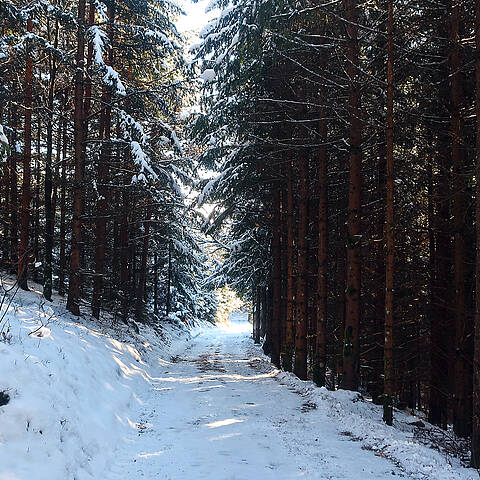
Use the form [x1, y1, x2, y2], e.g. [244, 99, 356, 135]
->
[194, 0, 480, 464]
[0, 0, 216, 325]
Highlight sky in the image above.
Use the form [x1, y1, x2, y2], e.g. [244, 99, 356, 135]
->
[176, 0, 215, 37]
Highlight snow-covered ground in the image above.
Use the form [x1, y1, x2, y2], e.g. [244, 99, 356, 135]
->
[0, 279, 190, 480]
[1, 285, 477, 480]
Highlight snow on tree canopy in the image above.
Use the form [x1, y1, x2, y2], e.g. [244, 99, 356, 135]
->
[0, 124, 8, 161]
[199, 68, 216, 83]
[88, 25, 126, 96]
[131, 141, 157, 183]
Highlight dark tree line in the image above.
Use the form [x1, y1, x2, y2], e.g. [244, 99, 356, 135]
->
[0, 0, 217, 326]
[195, 0, 480, 465]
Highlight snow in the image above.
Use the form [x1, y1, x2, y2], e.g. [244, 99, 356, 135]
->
[103, 65, 126, 96]
[0, 125, 8, 162]
[130, 141, 157, 181]
[0, 276, 190, 480]
[94, 312, 480, 480]
[1, 285, 476, 480]
[199, 68, 216, 82]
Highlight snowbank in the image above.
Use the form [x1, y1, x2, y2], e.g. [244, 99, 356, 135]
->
[274, 370, 477, 480]
[0, 277, 190, 480]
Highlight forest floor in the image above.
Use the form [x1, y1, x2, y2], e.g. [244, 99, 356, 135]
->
[0, 281, 477, 479]
[105, 312, 477, 480]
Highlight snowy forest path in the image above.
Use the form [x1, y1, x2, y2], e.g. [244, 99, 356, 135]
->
[106, 314, 401, 479]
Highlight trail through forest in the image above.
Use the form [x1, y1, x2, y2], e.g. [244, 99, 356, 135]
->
[105, 313, 407, 480]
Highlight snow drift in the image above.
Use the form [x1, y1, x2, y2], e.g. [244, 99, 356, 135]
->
[0, 278, 190, 480]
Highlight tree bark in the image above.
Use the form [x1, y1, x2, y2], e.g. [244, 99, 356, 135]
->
[383, 0, 395, 426]
[92, 0, 115, 318]
[282, 160, 295, 372]
[43, 19, 59, 301]
[294, 154, 308, 380]
[18, 18, 34, 291]
[341, 0, 362, 391]
[270, 187, 282, 367]
[58, 95, 68, 296]
[473, 0, 480, 464]
[449, 0, 471, 437]
[66, 0, 87, 315]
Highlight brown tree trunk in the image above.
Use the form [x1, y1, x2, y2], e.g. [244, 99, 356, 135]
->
[58, 95, 68, 296]
[120, 189, 130, 322]
[270, 186, 282, 367]
[43, 18, 59, 301]
[429, 123, 452, 428]
[294, 154, 308, 380]
[281, 160, 295, 372]
[9, 108, 18, 274]
[341, 0, 362, 391]
[67, 0, 87, 315]
[166, 239, 172, 316]
[153, 252, 159, 316]
[18, 18, 33, 291]
[450, 0, 471, 437]
[253, 287, 261, 344]
[135, 209, 150, 322]
[92, 0, 115, 318]
[313, 71, 328, 387]
[472, 0, 480, 465]
[383, 0, 395, 426]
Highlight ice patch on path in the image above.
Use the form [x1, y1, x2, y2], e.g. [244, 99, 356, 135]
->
[0, 276, 190, 480]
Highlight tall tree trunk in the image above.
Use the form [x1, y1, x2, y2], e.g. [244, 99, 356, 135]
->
[341, 0, 362, 391]
[33, 120, 40, 281]
[313, 69, 328, 387]
[313, 16, 330, 386]
[253, 287, 261, 344]
[9, 108, 18, 274]
[166, 239, 172, 316]
[58, 96, 68, 296]
[120, 189, 130, 322]
[383, 0, 395, 426]
[472, 0, 480, 465]
[153, 251, 159, 316]
[135, 209, 150, 322]
[18, 18, 33, 291]
[282, 160, 295, 372]
[92, 0, 115, 318]
[294, 154, 308, 380]
[270, 186, 282, 367]
[43, 19, 59, 301]
[66, 0, 87, 315]
[450, 0, 470, 437]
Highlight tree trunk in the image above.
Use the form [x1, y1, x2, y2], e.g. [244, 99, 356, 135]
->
[18, 18, 33, 291]
[449, 0, 470, 437]
[294, 154, 308, 380]
[341, 0, 362, 391]
[313, 66, 328, 387]
[43, 19, 59, 301]
[270, 187, 282, 367]
[473, 0, 480, 467]
[92, 1, 115, 318]
[66, 0, 87, 315]
[282, 160, 295, 371]
[9, 108, 18, 274]
[166, 239, 172, 316]
[383, 0, 395, 426]
[135, 210, 150, 322]
[153, 252, 159, 316]
[58, 95, 68, 296]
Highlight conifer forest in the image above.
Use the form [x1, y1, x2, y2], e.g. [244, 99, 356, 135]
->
[2, 0, 480, 478]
